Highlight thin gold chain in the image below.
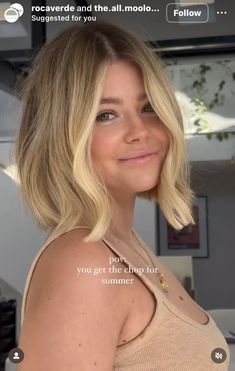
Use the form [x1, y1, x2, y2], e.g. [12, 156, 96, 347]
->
[132, 230, 169, 293]
[110, 227, 169, 293]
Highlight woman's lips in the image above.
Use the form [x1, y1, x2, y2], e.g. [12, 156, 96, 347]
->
[118, 152, 159, 164]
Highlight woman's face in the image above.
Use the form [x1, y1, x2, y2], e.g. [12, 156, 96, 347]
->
[90, 60, 170, 197]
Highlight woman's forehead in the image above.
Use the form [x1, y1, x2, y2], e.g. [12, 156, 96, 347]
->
[101, 61, 145, 96]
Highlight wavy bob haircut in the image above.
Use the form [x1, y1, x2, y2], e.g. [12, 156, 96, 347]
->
[13, 21, 195, 243]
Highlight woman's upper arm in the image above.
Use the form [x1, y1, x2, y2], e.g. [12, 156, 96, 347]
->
[18, 230, 128, 371]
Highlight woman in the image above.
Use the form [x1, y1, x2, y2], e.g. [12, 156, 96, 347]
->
[13, 21, 230, 370]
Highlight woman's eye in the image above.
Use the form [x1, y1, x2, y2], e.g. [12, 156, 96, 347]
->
[95, 104, 155, 123]
[96, 112, 116, 122]
[143, 102, 155, 113]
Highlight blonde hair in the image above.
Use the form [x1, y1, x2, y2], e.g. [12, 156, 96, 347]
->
[12, 21, 195, 243]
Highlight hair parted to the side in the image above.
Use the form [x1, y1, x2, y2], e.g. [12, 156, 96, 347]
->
[12, 21, 195, 243]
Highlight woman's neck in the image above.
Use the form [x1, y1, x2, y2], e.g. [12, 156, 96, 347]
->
[109, 193, 136, 245]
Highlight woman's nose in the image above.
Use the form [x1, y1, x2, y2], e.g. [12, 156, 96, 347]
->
[124, 114, 149, 142]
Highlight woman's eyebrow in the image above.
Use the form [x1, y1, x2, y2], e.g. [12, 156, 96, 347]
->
[100, 93, 147, 105]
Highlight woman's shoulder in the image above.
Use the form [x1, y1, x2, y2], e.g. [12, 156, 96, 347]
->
[41, 227, 123, 281]
[24, 227, 128, 317]
[31, 227, 112, 275]
[18, 227, 129, 370]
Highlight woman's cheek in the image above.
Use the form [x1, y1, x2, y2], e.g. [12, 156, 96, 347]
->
[91, 132, 116, 162]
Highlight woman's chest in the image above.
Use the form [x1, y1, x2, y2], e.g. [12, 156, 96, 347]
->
[118, 256, 210, 346]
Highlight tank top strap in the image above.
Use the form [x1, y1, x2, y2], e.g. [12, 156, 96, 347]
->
[20, 226, 90, 327]
[20, 226, 163, 327]
[101, 228, 165, 300]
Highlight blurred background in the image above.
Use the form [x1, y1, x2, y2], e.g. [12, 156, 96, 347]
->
[0, 0, 235, 369]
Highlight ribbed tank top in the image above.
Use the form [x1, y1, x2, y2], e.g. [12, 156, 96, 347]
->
[20, 226, 230, 370]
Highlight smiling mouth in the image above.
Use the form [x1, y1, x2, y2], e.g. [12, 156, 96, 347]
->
[118, 152, 159, 164]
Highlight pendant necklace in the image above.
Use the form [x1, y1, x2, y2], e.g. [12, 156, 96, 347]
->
[131, 230, 169, 293]
[110, 228, 169, 294]
[131, 231, 186, 301]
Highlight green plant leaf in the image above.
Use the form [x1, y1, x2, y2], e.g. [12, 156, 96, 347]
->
[216, 133, 223, 141]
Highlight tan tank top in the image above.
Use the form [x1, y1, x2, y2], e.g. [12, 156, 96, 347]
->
[20, 226, 230, 370]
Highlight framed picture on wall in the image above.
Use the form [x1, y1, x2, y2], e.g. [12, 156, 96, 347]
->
[157, 195, 209, 258]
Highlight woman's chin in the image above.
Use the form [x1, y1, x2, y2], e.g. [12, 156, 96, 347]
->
[137, 186, 156, 194]
[133, 180, 158, 193]
[108, 177, 159, 196]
